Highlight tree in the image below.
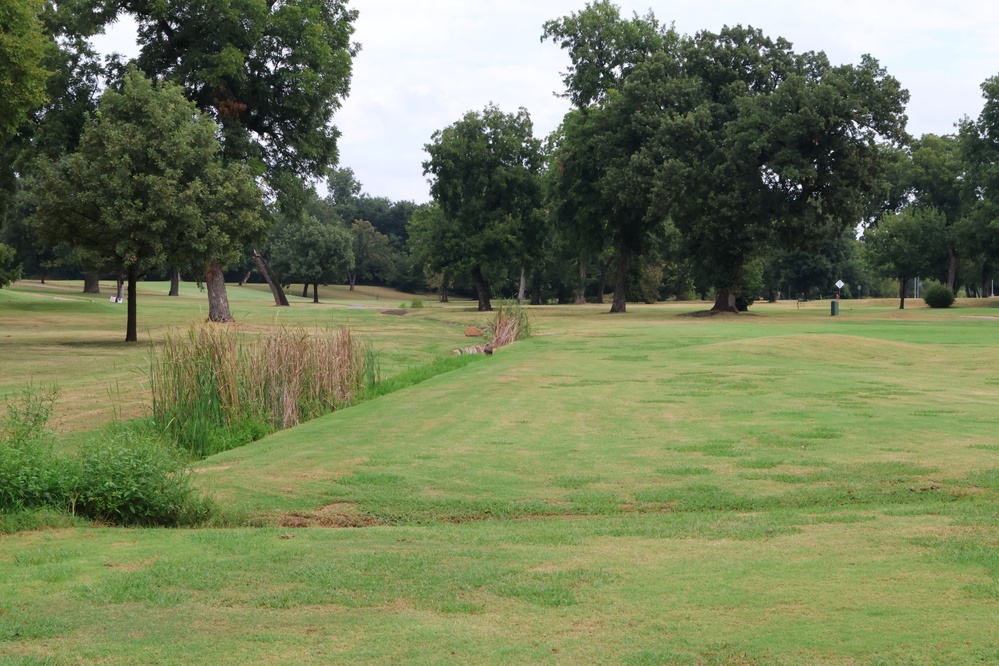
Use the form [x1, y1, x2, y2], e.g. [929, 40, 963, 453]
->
[30, 69, 266, 341]
[643, 27, 910, 312]
[543, 2, 677, 312]
[84, 0, 358, 319]
[0, 0, 50, 144]
[348, 220, 394, 290]
[423, 104, 543, 311]
[906, 134, 967, 290]
[863, 208, 947, 309]
[407, 203, 461, 303]
[268, 216, 353, 303]
[959, 76, 999, 296]
[0, 243, 21, 288]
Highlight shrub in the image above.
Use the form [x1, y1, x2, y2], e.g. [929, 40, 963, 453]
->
[0, 388, 70, 513]
[73, 424, 213, 526]
[1, 389, 213, 527]
[410, 297, 424, 309]
[923, 284, 955, 309]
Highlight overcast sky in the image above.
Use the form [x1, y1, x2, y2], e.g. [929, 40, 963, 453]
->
[93, 1, 999, 204]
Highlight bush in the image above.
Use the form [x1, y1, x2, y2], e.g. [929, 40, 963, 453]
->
[1, 389, 213, 527]
[74, 424, 213, 526]
[409, 297, 424, 309]
[923, 284, 955, 308]
[0, 388, 70, 513]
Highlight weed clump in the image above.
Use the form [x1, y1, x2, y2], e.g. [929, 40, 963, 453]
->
[74, 424, 213, 526]
[150, 324, 366, 457]
[0, 387, 69, 513]
[490, 300, 531, 348]
[0, 389, 212, 528]
[923, 284, 955, 308]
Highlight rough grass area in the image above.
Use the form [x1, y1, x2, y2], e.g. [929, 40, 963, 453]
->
[2, 286, 999, 663]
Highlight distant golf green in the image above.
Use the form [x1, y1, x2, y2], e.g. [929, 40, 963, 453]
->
[2, 281, 998, 664]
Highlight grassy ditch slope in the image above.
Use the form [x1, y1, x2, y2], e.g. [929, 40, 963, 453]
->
[3, 296, 999, 664]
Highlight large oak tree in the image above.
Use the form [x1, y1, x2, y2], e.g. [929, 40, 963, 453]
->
[423, 104, 543, 311]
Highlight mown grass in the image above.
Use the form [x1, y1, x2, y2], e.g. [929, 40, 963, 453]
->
[2, 286, 999, 663]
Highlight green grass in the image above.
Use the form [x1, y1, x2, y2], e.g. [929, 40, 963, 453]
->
[2, 286, 999, 663]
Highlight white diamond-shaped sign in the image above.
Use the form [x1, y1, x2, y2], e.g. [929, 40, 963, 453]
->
[835, 279, 845, 289]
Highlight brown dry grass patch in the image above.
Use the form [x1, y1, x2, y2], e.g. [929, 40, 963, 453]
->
[277, 503, 385, 528]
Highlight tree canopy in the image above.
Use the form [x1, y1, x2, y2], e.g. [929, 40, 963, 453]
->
[544, 5, 909, 313]
[268, 215, 353, 303]
[423, 104, 543, 311]
[30, 69, 266, 341]
[0, 0, 51, 144]
[863, 207, 947, 309]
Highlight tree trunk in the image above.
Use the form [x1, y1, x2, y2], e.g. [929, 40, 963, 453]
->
[348, 270, 356, 291]
[302, 283, 309, 298]
[574, 259, 587, 304]
[610, 252, 630, 313]
[205, 264, 234, 322]
[471, 265, 492, 312]
[597, 260, 609, 304]
[125, 268, 138, 343]
[517, 266, 526, 305]
[530, 273, 543, 306]
[83, 271, 100, 294]
[898, 277, 907, 310]
[313, 283, 320, 303]
[251, 250, 289, 306]
[947, 249, 959, 292]
[767, 287, 776, 303]
[439, 282, 449, 303]
[238, 270, 252, 286]
[168, 268, 180, 296]
[711, 287, 740, 313]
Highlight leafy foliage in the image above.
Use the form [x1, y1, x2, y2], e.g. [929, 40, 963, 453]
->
[268, 215, 353, 301]
[0, 387, 67, 512]
[864, 207, 948, 308]
[923, 283, 955, 308]
[544, 9, 909, 312]
[424, 104, 543, 311]
[0, 0, 50, 143]
[113, 0, 359, 207]
[0, 242, 21, 287]
[348, 220, 395, 289]
[74, 424, 213, 526]
[29, 69, 266, 339]
[0, 388, 210, 526]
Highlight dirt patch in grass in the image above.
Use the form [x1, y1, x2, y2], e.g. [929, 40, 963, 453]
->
[103, 557, 158, 572]
[680, 310, 755, 318]
[380, 309, 408, 316]
[277, 503, 385, 528]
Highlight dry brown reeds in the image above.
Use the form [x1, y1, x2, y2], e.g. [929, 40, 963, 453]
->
[150, 324, 366, 457]
[453, 301, 531, 355]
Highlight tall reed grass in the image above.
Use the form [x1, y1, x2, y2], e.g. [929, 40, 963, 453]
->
[490, 300, 531, 348]
[150, 325, 366, 457]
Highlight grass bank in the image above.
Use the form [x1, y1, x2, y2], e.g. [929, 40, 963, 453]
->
[2, 291, 999, 663]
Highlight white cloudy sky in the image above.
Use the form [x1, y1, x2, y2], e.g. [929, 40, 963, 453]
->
[93, 0, 999, 203]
